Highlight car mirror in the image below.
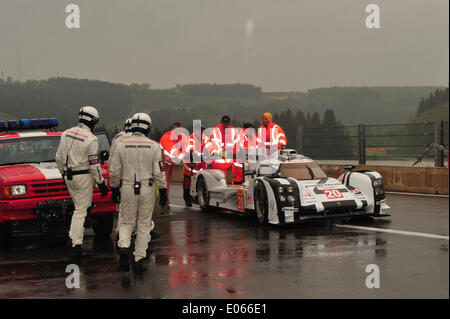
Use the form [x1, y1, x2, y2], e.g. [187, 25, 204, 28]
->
[244, 170, 256, 176]
[344, 164, 355, 171]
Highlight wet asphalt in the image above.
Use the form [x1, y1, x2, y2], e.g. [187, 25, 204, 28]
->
[0, 185, 448, 299]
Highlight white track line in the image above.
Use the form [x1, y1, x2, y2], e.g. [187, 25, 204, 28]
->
[335, 224, 449, 240]
[386, 191, 449, 198]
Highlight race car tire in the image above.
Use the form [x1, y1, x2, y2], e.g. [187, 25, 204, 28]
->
[197, 176, 210, 213]
[0, 222, 13, 245]
[254, 181, 269, 225]
[92, 212, 114, 240]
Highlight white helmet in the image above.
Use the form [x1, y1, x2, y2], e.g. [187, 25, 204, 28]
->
[78, 106, 99, 128]
[124, 118, 132, 132]
[131, 113, 152, 133]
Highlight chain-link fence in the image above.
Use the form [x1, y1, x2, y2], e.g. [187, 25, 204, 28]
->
[284, 121, 449, 167]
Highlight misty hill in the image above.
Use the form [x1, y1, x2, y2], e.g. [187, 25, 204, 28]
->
[0, 77, 441, 132]
[407, 87, 449, 123]
[296, 86, 441, 125]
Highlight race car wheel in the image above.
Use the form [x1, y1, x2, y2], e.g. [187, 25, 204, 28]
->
[254, 181, 269, 225]
[0, 222, 13, 245]
[197, 176, 210, 212]
[92, 212, 114, 239]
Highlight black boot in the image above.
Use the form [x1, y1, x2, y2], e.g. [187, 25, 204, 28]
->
[150, 230, 160, 240]
[119, 248, 130, 272]
[183, 189, 192, 207]
[144, 243, 153, 259]
[71, 245, 93, 258]
[133, 259, 147, 272]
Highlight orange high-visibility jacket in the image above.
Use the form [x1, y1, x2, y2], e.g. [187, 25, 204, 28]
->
[257, 122, 287, 149]
[210, 124, 240, 163]
[160, 128, 189, 164]
[182, 132, 211, 176]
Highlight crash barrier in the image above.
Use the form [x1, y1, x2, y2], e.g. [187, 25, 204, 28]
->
[168, 164, 449, 195]
[321, 164, 449, 195]
[284, 121, 449, 167]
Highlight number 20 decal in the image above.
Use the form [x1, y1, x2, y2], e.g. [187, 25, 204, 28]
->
[323, 189, 344, 199]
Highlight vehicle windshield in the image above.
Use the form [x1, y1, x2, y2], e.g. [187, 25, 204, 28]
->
[279, 162, 327, 180]
[0, 136, 61, 166]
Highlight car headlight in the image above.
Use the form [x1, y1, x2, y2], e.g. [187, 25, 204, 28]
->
[10, 185, 27, 196]
[287, 186, 294, 193]
[287, 195, 296, 203]
[375, 187, 384, 196]
[278, 186, 284, 194]
[279, 195, 286, 202]
[373, 179, 383, 187]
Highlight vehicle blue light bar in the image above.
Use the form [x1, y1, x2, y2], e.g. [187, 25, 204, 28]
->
[30, 119, 40, 128]
[19, 119, 31, 129]
[40, 118, 51, 128]
[7, 120, 18, 129]
[49, 118, 58, 126]
[0, 118, 58, 131]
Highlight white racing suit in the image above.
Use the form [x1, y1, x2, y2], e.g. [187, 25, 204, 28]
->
[110, 131, 158, 235]
[56, 123, 105, 247]
[110, 131, 132, 234]
[109, 132, 167, 262]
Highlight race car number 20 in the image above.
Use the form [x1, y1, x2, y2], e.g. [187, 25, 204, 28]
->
[323, 189, 344, 199]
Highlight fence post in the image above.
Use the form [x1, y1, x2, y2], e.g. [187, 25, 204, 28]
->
[296, 126, 304, 154]
[434, 120, 444, 167]
[358, 124, 366, 165]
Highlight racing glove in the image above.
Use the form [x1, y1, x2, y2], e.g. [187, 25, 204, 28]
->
[159, 188, 168, 207]
[98, 182, 108, 197]
[111, 187, 121, 204]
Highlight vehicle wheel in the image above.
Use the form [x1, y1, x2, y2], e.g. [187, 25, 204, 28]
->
[254, 181, 269, 225]
[197, 176, 210, 212]
[0, 222, 13, 245]
[92, 212, 114, 239]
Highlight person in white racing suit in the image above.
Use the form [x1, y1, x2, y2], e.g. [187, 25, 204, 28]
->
[109, 113, 168, 272]
[110, 118, 161, 248]
[56, 106, 108, 258]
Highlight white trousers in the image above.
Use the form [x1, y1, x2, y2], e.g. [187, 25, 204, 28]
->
[118, 184, 155, 262]
[66, 174, 93, 247]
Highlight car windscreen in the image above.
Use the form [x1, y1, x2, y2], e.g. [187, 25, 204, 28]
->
[279, 162, 327, 180]
[0, 136, 61, 166]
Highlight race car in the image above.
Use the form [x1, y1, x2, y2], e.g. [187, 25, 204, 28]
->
[189, 149, 390, 225]
[0, 118, 117, 244]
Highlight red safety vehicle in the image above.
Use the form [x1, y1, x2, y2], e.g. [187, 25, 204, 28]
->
[0, 118, 117, 244]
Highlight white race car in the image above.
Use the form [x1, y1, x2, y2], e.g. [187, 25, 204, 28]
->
[189, 149, 390, 225]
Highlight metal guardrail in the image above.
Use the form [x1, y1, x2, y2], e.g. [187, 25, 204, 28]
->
[284, 121, 449, 167]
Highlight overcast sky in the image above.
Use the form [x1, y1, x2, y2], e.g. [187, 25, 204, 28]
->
[0, 0, 448, 91]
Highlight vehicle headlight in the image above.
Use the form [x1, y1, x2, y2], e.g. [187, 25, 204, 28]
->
[279, 195, 286, 202]
[10, 185, 27, 196]
[287, 195, 296, 203]
[278, 186, 284, 194]
[287, 186, 294, 193]
[373, 179, 383, 187]
[375, 187, 384, 196]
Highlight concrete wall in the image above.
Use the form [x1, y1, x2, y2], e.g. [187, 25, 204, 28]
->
[320, 164, 449, 195]
[168, 164, 449, 195]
